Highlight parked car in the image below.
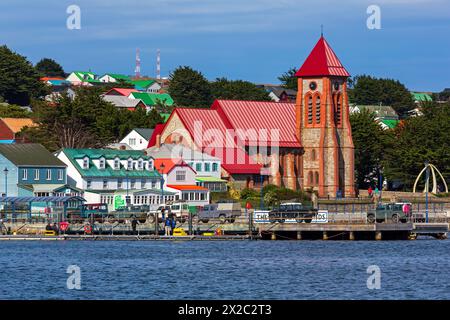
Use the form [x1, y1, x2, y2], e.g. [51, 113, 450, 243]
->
[195, 202, 241, 224]
[147, 202, 192, 223]
[67, 203, 110, 223]
[268, 202, 317, 223]
[109, 205, 149, 223]
[367, 202, 424, 223]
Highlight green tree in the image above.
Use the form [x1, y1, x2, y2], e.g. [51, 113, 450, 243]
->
[23, 87, 163, 151]
[0, 103, 32, 118]
[383, 102, 450, 190]
[0, 45, 49, 105]
[210, 78, 270, 101]
[278, 67, 298, 91]
[35, 58, 66, 77]
[350, 75, 415, 117]
[350, 109, 391, 189]
[168, 66, 213, 107]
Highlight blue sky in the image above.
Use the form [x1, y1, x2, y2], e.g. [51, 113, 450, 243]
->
[1, 0, 449, 91]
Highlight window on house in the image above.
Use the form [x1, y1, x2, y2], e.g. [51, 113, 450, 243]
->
[114, 158, 120, 170]
[311, 149, 316, 161]
[127, 159, 133, 170]
[87, 180, 92, 189]
[46, 169, 51, 180]
[196, 163, 202, 172]
[315, 171, 320, 186]
[130, 180, 136, 189]
[204, 163, 211, 172]
[141, 179, 146, 188]
[99, 158, 105, 169]
[129, 138, 136, 146]
[103, 180, 108, 189]
[308, 171, 313, 185]
[22, 169, 28, 180]
[58, 169, 63, 181]
[212, 163, 218, 172]
[152, 181, 157, 189]
[34, 169, 40, 181]
[148, 161, 153, 170]
[200, 193, 206, 201]
[138, 159, 143, 170]
[83, 158, 89, 169]
[118, 179, 123, 189]
[176, 171, 186, 181]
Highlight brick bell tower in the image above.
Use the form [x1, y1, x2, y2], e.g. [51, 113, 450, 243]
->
[295, 36, 355, 197]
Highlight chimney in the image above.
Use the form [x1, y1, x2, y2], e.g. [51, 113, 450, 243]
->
[156, 134, 161, 148]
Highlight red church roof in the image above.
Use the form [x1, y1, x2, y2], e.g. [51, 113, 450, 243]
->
[295, 36, 350, 78]
[211, 100, 300, 148]
[147, 123, 166, 148]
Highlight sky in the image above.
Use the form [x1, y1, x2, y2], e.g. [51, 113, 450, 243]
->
[0, 0, 449, 92]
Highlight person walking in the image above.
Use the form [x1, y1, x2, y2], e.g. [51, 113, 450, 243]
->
[171, 216, 176, 235]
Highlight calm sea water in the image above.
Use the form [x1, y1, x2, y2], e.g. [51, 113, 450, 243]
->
[0, 240, 449, 300]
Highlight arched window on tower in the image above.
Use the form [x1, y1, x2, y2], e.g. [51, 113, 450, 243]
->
[306, 94, 313, 125]
[334, 93, 342, 126]
[315, 171, 320, 186]
[311, 149, 316, 161]
[308, 171, 314, 185]
[315, 94, 321, 124]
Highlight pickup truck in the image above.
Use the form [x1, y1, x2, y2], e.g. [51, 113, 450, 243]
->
[268, 203, 317, 223]
[195, 202, 241, 224]
[367, 202, 425, 223]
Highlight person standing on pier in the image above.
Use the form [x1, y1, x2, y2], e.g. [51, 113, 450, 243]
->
[164, 216, 172, 236]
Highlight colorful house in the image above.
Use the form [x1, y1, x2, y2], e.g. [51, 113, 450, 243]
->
[146, 143, 226, 192]
[154, 158, 210, 207]
[0, 144, 76, 197]
[120, 128, 154, 150]
[66, 71, 101, 86]
[103, 88, 138, 97]
[128, 92, 174, 108]
[55, 148, 167, 209]
[99, 73, 132, 83]
[102, 95, 147, 112]
[411, 92, 433, 104]
[131, 79, 161, 93]
[0, 118, 36, 143]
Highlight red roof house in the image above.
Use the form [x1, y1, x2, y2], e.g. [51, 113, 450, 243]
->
[103, 88, 138, 97]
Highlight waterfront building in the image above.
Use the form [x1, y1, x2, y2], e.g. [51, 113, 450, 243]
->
[55, 148, 163, 208]
[150, 36, 356, 197]
[0, 144, 80, 197]
[154, 158, 210, 207]
[146, 143, 227, 192]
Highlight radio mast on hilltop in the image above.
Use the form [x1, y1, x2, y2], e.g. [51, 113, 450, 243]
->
[135, 48, 141, 79]
[156, 49, 161, 80]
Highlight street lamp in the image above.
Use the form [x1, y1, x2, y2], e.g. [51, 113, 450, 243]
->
[3, 168, 8, 197]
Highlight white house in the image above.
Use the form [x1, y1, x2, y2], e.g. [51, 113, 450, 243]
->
[146, 143, 227, 192]
[154, 158, 210, 207]
[120, 128, 154, 150]
[99, 73, 132, 83]
[66, 71, 101, 86]
[54, 148, 169, 209]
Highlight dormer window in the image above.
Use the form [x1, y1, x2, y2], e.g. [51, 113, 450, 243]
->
[127, 158, 133, 170]
[99, 157, 106, 169]
[138, 159, 143, 170]
[114, 158, 120, 170]
[148, 160, 153, 171]
[83, 157, 89, 169]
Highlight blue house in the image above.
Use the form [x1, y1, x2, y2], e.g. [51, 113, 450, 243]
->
[0, 144, 80, 197]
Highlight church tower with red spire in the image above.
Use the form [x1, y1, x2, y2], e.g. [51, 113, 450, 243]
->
[295, 36, 355, 197]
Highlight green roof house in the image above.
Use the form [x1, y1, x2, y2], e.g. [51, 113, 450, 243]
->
[128, 92, 174, 108]
[55, 148, 169, 207]
[412, 92, 433, 103]
[66, 71, 102, 86]
[99, 73, 132, 83]
[131, 79, 162, 93]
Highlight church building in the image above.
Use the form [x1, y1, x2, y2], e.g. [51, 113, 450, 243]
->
[149, 36, 355, 197]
